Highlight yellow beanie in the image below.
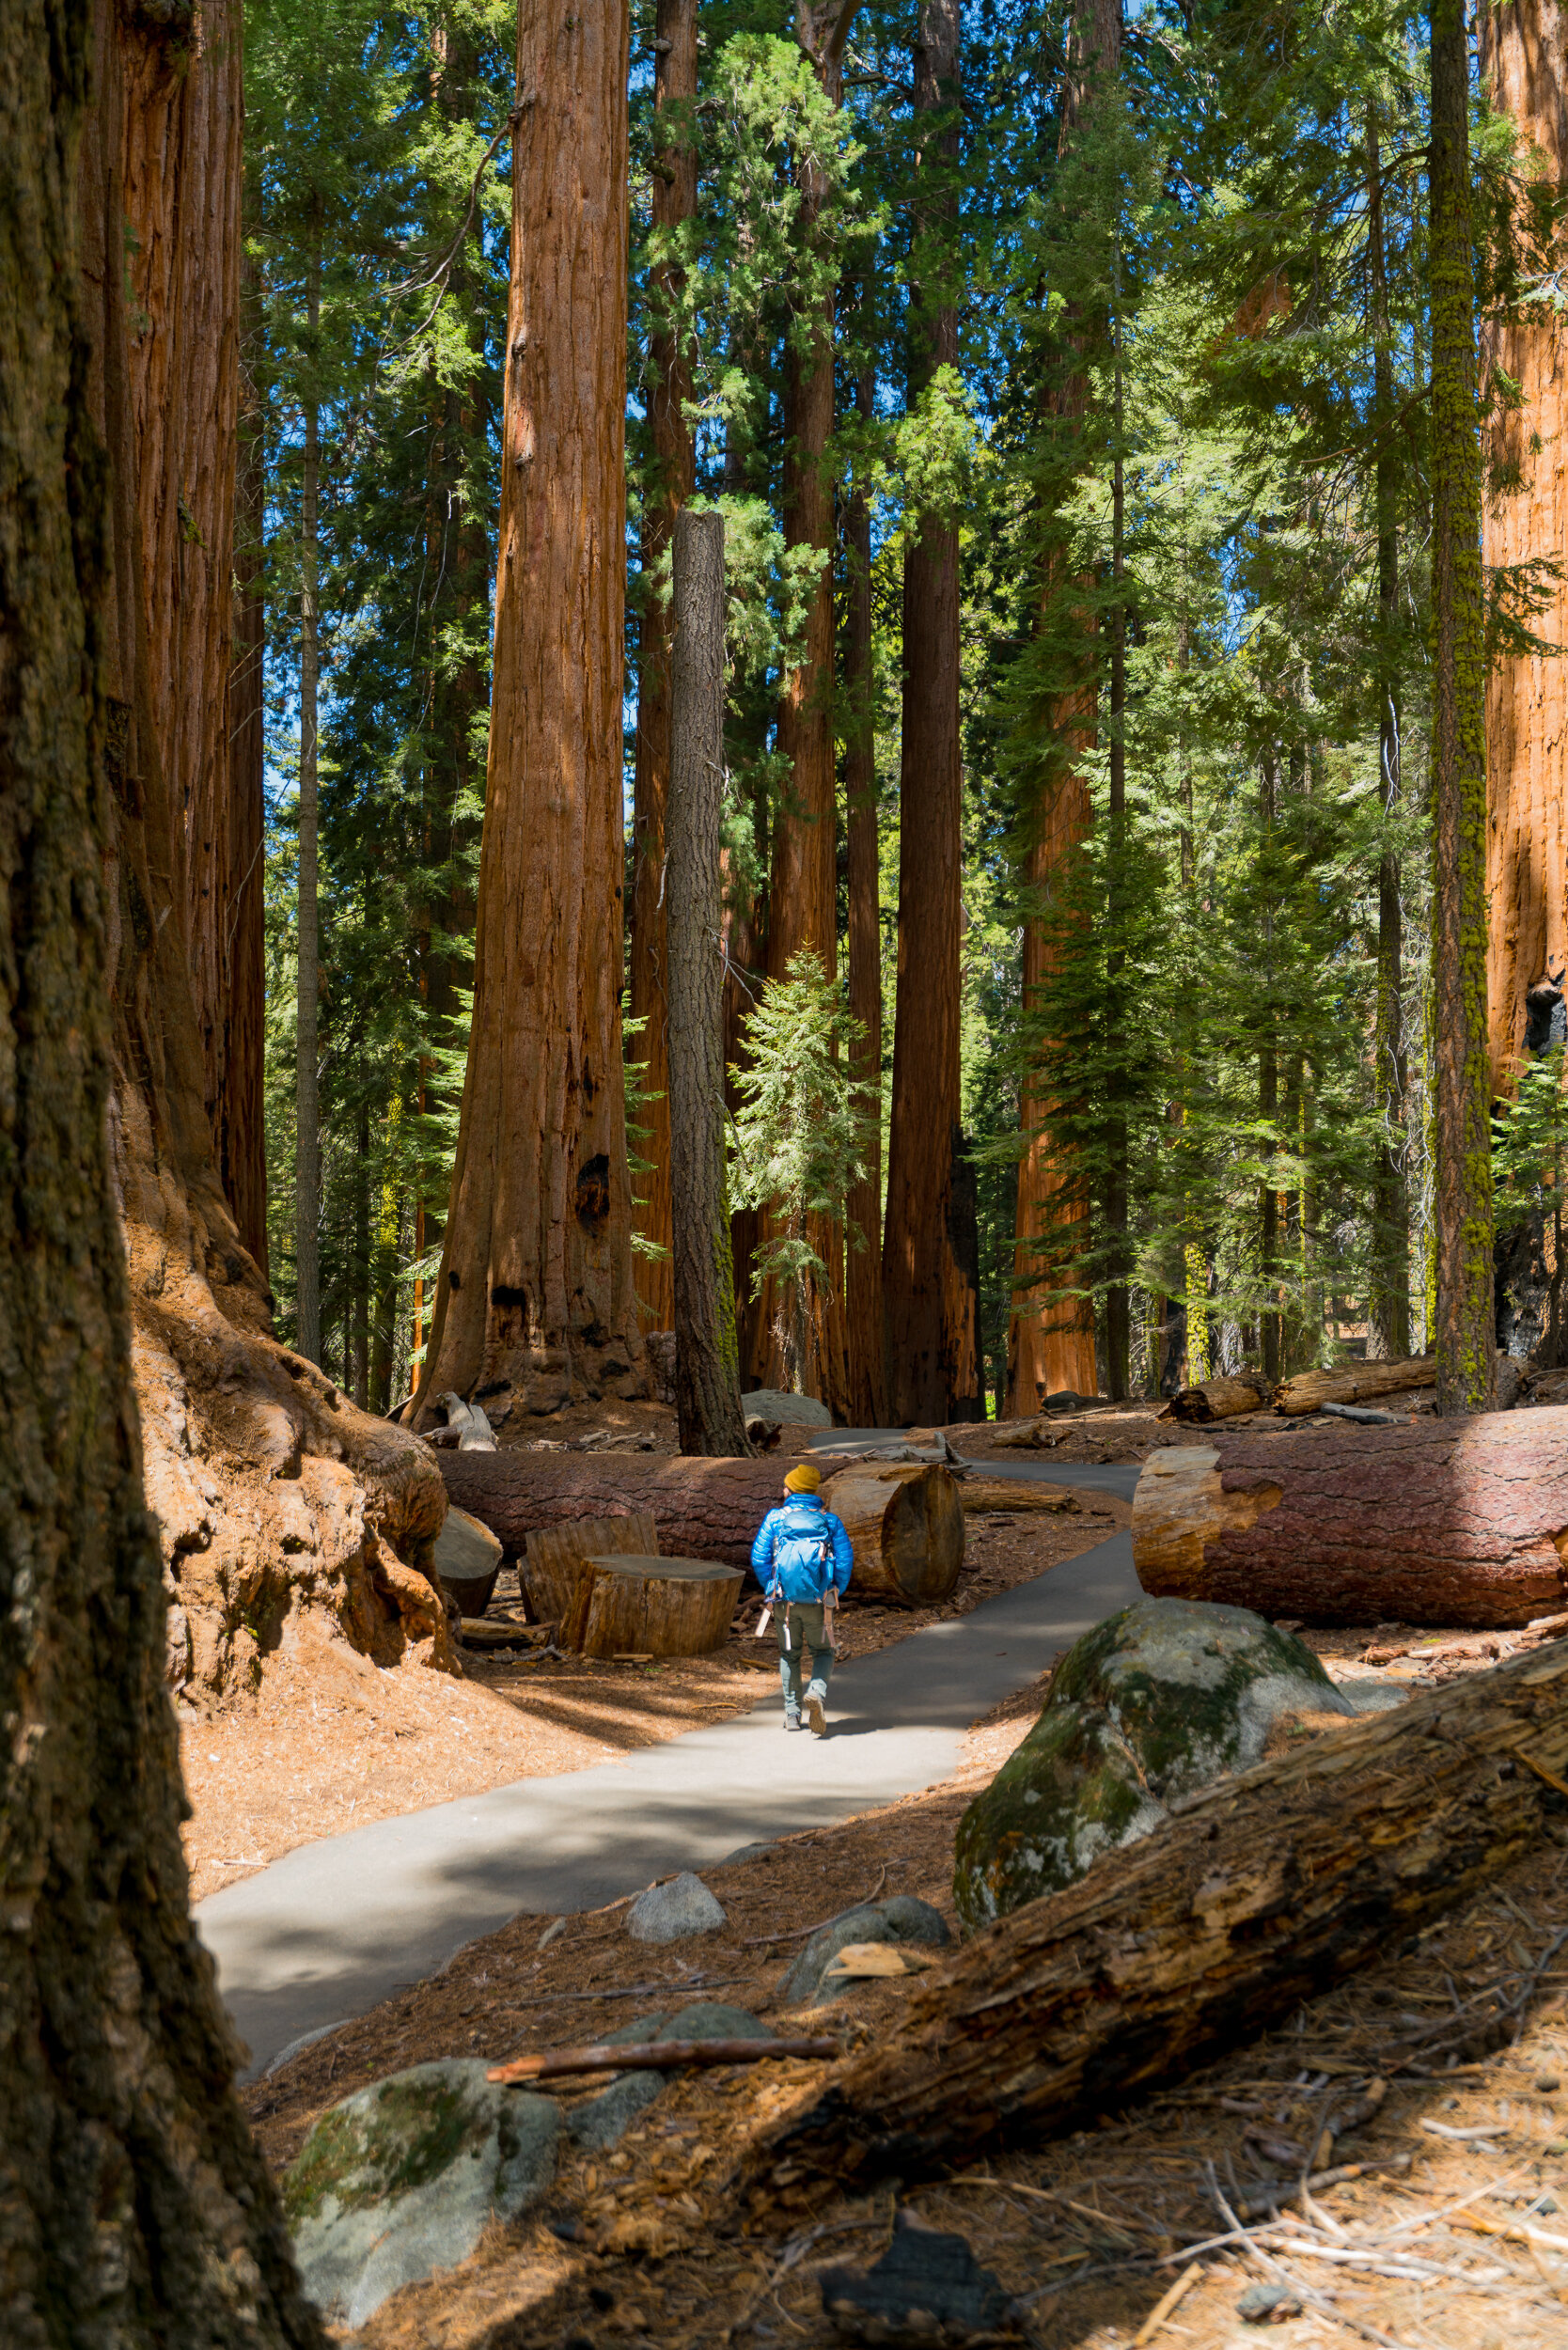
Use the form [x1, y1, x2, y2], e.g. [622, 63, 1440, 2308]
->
[783, 1462, 822, 1495]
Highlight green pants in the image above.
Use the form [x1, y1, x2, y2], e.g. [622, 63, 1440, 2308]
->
[776, 1601, 834, 1714]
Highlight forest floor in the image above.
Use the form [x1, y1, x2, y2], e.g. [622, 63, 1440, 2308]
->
[179, 1400, 1135, 1904]
[243, 1627, 1568, 2350]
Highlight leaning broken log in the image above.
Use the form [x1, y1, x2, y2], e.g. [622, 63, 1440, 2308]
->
[1132, 1409, 1568, 1626]
[730, 1635, 1568, 2220]
[1273, 1355, 1435, 1415]
[438, 1452, 965, 1606]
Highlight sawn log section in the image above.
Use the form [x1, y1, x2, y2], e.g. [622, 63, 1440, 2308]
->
[730, 1636, 1568, 2222]
[438, 1451, 965, 1606]
[1132, 1409, 1568, 1626]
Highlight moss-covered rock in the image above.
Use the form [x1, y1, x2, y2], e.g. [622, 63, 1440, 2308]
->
[284, 2059, 557, 2326]
[953, 1599, 1356, 1932]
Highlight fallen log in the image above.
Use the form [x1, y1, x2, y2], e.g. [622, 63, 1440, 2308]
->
[487, 2035, 838, 2085]
[1273, 1355, 1435, 1415]
[1162, 1374, 1272, 1425]
[1132, 1411, 1568, 1625]
[561, 1555, 743, 1658]
[438, 1452, 965, 1608]
[729, 1634, 1568, 2222]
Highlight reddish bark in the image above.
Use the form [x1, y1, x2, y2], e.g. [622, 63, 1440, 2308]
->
[1481, 0, 1568, 1095]
[416, 0, 646, 1417]
[119, 0, 244, 1183]
[884, 0, 978, 1426]
[1132, 1411, 1568, 1626]
[628, 0, 698, 1329]
[225, 245, 269, 1274]
[1004, 0, 1121, 1417]
[843, 364, 888, 1426]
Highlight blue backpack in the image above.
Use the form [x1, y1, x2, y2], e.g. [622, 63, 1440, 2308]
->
[767, 1499, 834, 1600]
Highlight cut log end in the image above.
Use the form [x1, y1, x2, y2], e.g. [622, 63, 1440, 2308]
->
[823, 1463, 965, 1607]
[565, 1555, 743, 1658]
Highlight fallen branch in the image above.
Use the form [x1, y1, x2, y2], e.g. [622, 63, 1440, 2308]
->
[488, 2034, 839, 2084]
[725, 1637, 1568, 2225]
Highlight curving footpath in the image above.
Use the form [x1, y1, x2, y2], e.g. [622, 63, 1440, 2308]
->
[196, 1451, 1142, 2077]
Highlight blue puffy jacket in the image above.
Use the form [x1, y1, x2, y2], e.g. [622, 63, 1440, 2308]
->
[750, 1496, 854, 1605]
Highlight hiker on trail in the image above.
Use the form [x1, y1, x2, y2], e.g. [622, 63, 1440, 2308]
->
[750, 1462, 853, 1738]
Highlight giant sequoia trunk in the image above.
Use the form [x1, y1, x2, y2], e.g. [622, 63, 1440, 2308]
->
[883, 0, 980, 1428]
[731, 1636, 1568, 2217]
[1131, 1411, 1568, 1625]
[1004, 0, 1121, 1420]
[416, 0, 647, 1418]
[843, 361, 889, 1428]
[0, 0, 327, 2331]
[627, 0, 698, 1330]
[81, 0, 454, 1710]
[1482, 0, 1568, 1099]
[745, 0, 863, 1420]
[226, 243, 270, 1276]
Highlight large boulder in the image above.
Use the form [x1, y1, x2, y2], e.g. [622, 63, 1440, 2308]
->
[283, 2060, 558, 2326]
[953, 1599, 1357, 1932]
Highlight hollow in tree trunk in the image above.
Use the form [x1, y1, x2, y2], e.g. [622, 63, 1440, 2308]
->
[667, 510, 751, 1454]
[883, 0, 980, 1426]
[1430, 0, 1496, 1416]
[416, 0, 645, 1419]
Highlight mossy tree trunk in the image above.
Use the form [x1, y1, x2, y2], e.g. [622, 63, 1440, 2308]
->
[0, 0, 326, 2333]
[667, 510, 751, 1454]
[1429, 0, 1497, 1417]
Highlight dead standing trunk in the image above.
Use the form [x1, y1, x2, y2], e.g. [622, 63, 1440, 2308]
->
[0, 0, 328, 2328]
[667, 509, 751, 1453]
[629, 0, 698, 1331]
[883, 0, 980, 1427]
[416, 0, 645, 1418]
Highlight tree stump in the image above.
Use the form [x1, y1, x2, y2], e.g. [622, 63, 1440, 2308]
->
[432, 1504, 504, 1617]
[823, 1463, 965, 1607]
[522, 1512, 658, 1625]
[1132, 1409, 1568, 1626]
[562, 1556, 744, 1658]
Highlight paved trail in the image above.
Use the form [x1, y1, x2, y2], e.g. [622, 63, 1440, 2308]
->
[196, 1454, 1142, 2076]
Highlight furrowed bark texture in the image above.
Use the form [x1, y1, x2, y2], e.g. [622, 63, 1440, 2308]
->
[667, 509, 750, 1454]
[226, 243, 269, 1275]
[0, 0, 325, 2334]
[417, 0, 647, 1418]
[731, 1637, 1568, 2217]
[745, 0, 861, 1418]
[1482, 0, 1568, 1096]
[440, 1451, 965, 1605]
[628, 0, 698, 1328]
[843, 362, 888, 1428]
[119, 0, 244, 1186]
[1131, 1410, 1568, 1626]
[1430, 0, 1497, 1416]
[884, 0, 979, 1428]
[1004, 0, 1121, 1420]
